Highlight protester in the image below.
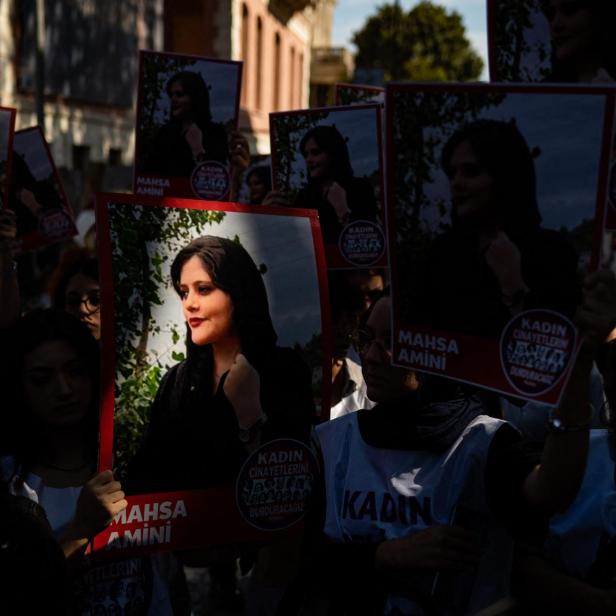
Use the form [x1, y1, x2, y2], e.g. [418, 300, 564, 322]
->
[48, 249, 100, 340]
[286, 270, 616, 615]
[329, 272, 374, 419]
[245, 165, 272, 205]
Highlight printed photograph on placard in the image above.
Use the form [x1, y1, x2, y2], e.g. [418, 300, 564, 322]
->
[488, 0, 616, 83]
[270, 105, 386, 269]
[387, 83, 613, 404]
[488, 1, 616, 230]
[9, 127, 75, 252]
[0, 107, 15, 209]
[94, 194, 327, 553]
[134, 50, 242, 201]
[335, 83, 385, 106]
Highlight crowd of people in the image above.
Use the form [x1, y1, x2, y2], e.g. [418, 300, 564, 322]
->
[3, 2, 616, 610]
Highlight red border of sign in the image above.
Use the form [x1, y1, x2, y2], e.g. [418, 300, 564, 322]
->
[93, 193, 330, 554]
[385, 81, 615, 405]
[269, 104, 387, 270]
[133, 50, 243, 200]
[334, 83, 385, 106]
[0, 107, 16, 210]
[11, 126, 76, 252]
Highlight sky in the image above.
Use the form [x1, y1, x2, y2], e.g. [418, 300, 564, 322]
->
[332, 0, 490, 80]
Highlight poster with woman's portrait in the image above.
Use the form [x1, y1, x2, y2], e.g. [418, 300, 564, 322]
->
[487, 1, 616, 229]
[487, 0, 616, 83]
[9, 127, 76, 252]
[335, 84, 385, 106]
[0, 107, 16, 209]
[270, 105, 386, 269]
[386, 82, 613, 405]
[93, 193, 328, 554]
[134, 51, 242, 202]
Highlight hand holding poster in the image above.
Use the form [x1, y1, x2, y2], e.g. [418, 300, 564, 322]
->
[134, 51, 242, 201]
[94, 194, 328, 554]
[386, 82, 613, 404]
[270, 105, 386, 269]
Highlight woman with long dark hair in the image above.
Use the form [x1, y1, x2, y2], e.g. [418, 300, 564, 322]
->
[143, 71, 229, 177]
[540, 0, 616, 82]
[420, 119, 580, 337]
[294, 125, 379, 244]
[126, 235, 315, 493]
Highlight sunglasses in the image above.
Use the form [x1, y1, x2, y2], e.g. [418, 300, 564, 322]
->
[65, 289, 101, 313]
[542, 0, 589, 21]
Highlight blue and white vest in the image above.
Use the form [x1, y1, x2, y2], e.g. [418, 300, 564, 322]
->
[546, 429, 616, 579]
[317, 412, 511, 615]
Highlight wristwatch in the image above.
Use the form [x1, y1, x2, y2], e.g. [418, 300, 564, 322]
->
[546, 405, 593, 433]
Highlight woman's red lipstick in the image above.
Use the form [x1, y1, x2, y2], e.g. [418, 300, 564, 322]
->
[189, 318, 205, 327]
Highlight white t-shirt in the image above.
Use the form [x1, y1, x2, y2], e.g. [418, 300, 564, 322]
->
[1, 457, 174, 615]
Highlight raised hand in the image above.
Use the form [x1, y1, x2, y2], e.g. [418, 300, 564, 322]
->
[223, 353, 264, 429]
[325, 181, 351, 223]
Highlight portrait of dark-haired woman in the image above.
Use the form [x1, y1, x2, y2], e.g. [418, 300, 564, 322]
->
[417, 119, 581, 337]
[539, 0, 616, 82]
[141, 70, 229, 177]
[294, 125, 379, 244]
[125, 236, 315, 493]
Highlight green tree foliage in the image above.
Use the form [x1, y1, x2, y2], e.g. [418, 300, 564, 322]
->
[493, 0, 550, 81]
[353, 1, 484, 82]
[108, 201, 225, 471]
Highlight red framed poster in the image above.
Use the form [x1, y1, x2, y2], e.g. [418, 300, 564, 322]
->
[269, 104, 386, 270]
[386, 82, 614, 405]
[93, 193, 330, 555]
[9, 126, 76, 252]
[0, 107, 16, 210]
[133, 50, 242, 202]
[487, 0, 616, 230]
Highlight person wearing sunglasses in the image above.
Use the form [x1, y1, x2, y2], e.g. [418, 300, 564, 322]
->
[540, 0, 616, 82]
[49, 250, 101, 341]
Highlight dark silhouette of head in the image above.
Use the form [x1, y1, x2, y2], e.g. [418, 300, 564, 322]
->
[441, 119, 542, 238]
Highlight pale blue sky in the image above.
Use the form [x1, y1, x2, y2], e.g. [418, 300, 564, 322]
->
[333, 0, 489, 80]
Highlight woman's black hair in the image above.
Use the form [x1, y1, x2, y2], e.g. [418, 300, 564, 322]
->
[170, 236, 277, 369]
[299, 125, 354, 184]
[539, 0, 616, 81]
[441, 119, 542, 239]
[166, 70, 212, 125]
[3, 309, 100, 473]
[50, 251, 98, 310]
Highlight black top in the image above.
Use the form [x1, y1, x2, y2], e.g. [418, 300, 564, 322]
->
[124, 346, 315, 494]
[141, 120, 229, 177]
[415, 227, 581, 337]
[295, 176, 380, 244]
